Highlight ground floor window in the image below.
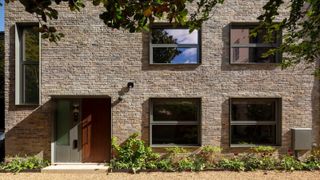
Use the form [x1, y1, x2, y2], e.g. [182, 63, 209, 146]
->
[150, 98, 201, 146]
[230, 98, 281, 146]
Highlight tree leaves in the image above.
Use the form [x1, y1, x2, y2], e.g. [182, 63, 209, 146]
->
[257, 0, 320, 75]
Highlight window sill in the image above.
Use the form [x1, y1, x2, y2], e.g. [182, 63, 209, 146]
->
[151, 144, 201, 148]
[15, 103, 39, 106]
[148, 63, 201, 66]
[229, 62, 280, 65]
[230, 144, 280, 148]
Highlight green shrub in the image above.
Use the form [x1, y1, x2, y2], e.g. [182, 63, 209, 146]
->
[197, 145, 222, 167]
[1, 156, 49, 173]
[177, 158, 194, 171]
[302, 147, 320, 170]
[240, 155, 277, 171]
[218, 158, 245, 171]
[164, 147, 188, 165]
[156, 159, 174, 171]
[110, 133, 160, 173]
[280, 155, 304, 171]
[251, 146, 276, 154]
[192, 156, 206, 171]
[239, 146, 277, 171]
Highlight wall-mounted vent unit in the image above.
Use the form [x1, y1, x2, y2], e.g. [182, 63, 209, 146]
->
[291, 128, 312, 150]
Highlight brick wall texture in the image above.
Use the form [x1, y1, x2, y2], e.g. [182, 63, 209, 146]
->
[4, 1, 320, 160]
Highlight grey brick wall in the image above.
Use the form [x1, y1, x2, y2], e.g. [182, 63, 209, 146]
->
[4, 1, 320, 159]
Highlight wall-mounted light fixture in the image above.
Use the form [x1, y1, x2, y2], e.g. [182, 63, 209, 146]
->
[127, 81, 134, 89]
[118, 81, 135, 101]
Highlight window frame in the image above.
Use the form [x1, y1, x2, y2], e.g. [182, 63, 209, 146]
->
[149, 98, 201, 147]
[15, 22, 41, 105]
[229, 22, 282, 64]
[229, 98, 282, 147]
[149, 24, 202, 65]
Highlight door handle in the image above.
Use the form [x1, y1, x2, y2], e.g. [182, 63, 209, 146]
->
[73, 140, 78, 149]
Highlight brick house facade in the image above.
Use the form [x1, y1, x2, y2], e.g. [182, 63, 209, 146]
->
[4, 1, 319, 163]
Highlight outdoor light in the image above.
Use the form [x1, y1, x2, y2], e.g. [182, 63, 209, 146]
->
[127, 81, 134, 89]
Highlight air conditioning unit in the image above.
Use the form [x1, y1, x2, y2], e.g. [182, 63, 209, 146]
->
[291, 128, 312, 150]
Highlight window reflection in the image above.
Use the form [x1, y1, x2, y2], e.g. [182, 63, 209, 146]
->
[153, 48, 198, 64]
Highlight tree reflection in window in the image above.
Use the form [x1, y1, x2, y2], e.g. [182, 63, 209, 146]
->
[151, 27, 200, 64]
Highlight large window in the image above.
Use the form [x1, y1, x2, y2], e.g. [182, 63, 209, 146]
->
[230, 98, 281, 146]
[230, 23, 281, 64]
[150, 25, 201, 64]
[15, 23, 40, 105]
[150, 98, 201, 146]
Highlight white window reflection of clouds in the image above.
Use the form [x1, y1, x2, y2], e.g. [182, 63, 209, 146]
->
[164, 29, 198, 44]
[172, 48, 197, 64]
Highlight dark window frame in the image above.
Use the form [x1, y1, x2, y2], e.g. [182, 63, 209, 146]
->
[229, 22, 282, 64]
[149, 98, 202, 147]
[229, 98, 282, 147]
[149, 23, 202, 65]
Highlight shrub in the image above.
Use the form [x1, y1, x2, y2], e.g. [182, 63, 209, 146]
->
[1, 156, 49, 173]
[156, 159, 174, 171]
[218, 158, 245, 171]
[177, 158, 194, 171]
[304, 148, 320, 170]
[251, 146, 276, 154]
[164, 147, 188, 165]
[240, 146, 277, 171]
[110, 133, 160, 173]
[197, 146, 222, 167]
[280, 155, 304, 171]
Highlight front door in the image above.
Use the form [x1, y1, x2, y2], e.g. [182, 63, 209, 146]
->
[54, 99, 81, 162]
[82, 98, 111, 162]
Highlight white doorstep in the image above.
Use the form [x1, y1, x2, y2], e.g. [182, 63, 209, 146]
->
[42, 164, 109, 173]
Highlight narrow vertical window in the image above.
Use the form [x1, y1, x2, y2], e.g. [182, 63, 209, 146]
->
[15, 24, 40, 105]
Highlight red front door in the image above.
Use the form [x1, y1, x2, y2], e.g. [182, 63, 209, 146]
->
[81, 98, 111, 162]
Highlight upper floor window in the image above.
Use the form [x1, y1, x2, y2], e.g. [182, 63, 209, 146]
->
[150, 98, 201, 146]
[15, 23, 40, 105]
[150, 25, 201, 64]
[230, 23, 281, 64]
[230, 98, 281, 147]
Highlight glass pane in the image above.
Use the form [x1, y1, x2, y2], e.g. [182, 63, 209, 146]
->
[153, 47, 198, 64]
[230, 27, 277, 44]
[231, 99, 276, 121]
[152, 125, 199, 145]
[231, 125, 276, 145]
[152, 29, 198, 44]
[153, 99, 199, 121]
[56, 100, 71, 145]
[24, 64, 39, 104]
[23, 26, 39, 62]
[231, 47, 276, 63]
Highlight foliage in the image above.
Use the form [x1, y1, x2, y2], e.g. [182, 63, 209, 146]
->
[0, 156, 50, 173]
[177, 158, 194, 171]
[164, 146, 188, 164]
[110, 133, 160, 173]
[280, 155, 304, 171]
[256, 0, 320, 75]
[155, 159, 174, 171]
[251, 146, 276, 154]
[6, 0, 224, 42]
[108, 135, 320, 172]
[218, 158, 245, 171]
[196, 145, 222, 167]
